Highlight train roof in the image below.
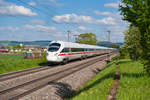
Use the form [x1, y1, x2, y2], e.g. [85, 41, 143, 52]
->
[50, 41, 112, 49]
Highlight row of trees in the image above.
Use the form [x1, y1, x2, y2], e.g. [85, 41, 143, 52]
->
[76, 33, 97, 45]
[75, 33, 119, 49]
[121, 26, 141, 60]
[120, 0, 150, 73]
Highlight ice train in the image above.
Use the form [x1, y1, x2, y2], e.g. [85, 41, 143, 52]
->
[46, 41, 116, 64]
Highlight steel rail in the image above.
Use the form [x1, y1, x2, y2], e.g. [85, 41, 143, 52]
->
[0, 66, 52, 82]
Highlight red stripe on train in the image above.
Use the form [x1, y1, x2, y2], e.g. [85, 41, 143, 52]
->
[58, 51, 99, 56]
[68, 52, 83, 55]
[58, 54, 66, 56]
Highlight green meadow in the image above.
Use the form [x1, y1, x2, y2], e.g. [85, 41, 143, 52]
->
[116, 60, 150, 100]
[0, 54, 47, 74]
[66, 60, 116, 100]
[67, 58, 150, 100]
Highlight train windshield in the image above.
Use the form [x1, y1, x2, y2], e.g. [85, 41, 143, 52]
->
[48, 43, 61, 52]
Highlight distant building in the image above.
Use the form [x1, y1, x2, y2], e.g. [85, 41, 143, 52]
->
[20, 43, 23, 47]
[0, 49, 9, 53]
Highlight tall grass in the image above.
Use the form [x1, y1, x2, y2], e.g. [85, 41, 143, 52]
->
[66, 61, 116, 100]
[0, 55, 47, 74]
[67, 58, 150, 100]
[116, 59, 150, 100]
[0, 54, 25, 59]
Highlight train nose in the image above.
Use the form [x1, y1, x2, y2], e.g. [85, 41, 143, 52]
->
[46, 52, 60, 62]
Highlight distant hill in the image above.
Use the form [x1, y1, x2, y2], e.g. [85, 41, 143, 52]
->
[116, 42, 123, 46]
[0, 40, 123, 48]
[97, 41, 123, 48]
[0, 40, 51, 47]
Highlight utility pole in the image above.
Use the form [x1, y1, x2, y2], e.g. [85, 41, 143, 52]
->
[73, 35, 79, 42]
[107, 30, 111, 42]
[67, 30, 71, 42]
[107, 30, 111, 63]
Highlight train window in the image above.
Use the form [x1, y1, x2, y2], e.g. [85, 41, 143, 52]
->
[61, 48, 69, 53]
[48, 43, 60, 52]
[71, 48, 84, 52]
[88, 49, 93, 51]
[84, 49, 87, 51]
[71, 48, 77, 52]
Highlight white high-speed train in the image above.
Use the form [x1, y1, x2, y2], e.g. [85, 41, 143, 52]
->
[46, 41, 115, 64]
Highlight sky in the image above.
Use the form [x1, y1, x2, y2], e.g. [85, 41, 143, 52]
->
[0, 0, 128, 43]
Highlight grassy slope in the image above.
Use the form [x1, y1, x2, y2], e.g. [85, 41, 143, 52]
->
[67, 58, 150, 100]
[67, 61, 116, 100]
[117, 59, 150, 100]
[0, 55, 47, 74]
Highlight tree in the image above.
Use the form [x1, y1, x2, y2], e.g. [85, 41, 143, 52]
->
[76, 33, 98, 45]
[120, 0, 150, 73]
[13, 45, 22, 49]
[123, 26, 141, 60]
[111, 44, 120, 49]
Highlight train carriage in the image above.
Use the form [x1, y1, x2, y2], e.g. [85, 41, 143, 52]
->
[46, 41, 114, 64]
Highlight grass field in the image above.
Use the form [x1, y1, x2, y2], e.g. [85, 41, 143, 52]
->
[116, 59, 150, 100]
[0, 54, 47, 74]
[66, 61, 117, 100]
[67, 58, 150, 100]
[0, 54, 25, 59]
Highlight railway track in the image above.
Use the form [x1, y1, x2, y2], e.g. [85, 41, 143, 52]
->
[0, 66, 52, 82]
[0, 53, 108, 82]
[0, 53, 114, 100]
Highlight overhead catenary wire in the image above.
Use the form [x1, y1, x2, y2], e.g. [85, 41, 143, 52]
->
[16, 0, 77, 29]
[16, 0, 55, 18]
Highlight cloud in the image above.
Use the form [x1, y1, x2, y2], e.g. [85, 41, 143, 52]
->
[78, 26, 86, 31]
[0, 0, 10, 5]
[78, 26, 91, 31]
[0, 0, 37, 16]
[52, 13, 94, 24]
[49, 0, 64, 7]
[97, 17, 116, 25]
[0, 25, 65, 41]
[30, 19, 45, 24]
[28, 2, 36, 6]
[52, 13, 116, 25]
[94, 11, 112, 16]
[37, 0, 64, 7]
[92, 10, 128, 42]
[93, 10, 128, 26]
[24, 25, 56, 32]
[24, 24, 64, 39]
[0, 26, 18, 32]
[104, 3, 119, 9]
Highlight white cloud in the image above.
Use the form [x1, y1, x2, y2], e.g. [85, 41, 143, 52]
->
[24, 25, 56, 32]
[104, 3, 119, 9]
[30, 20, 45, 24]
[49, 0, 64, 7]
[72, 30, 81, 35]
[97, 17, 116, 25]
[52, 13, 116, 25]
[28, 2, 36, 6]
[24, 24, 64, 38]
[78, 26, 86, 30]
[93, 10, 128, 26]
[78, 26, 91, 31]
[37, 0, 64, 7]
[52, 13, 94, 24]
[0, 0, 10, 5]
[0, 0, 37, 16]
[0, 26, 18, 32]
[94, 11, 113, 16]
